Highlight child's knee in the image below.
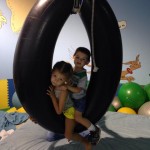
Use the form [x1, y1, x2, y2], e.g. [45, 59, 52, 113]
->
[74, 115, 82, 122]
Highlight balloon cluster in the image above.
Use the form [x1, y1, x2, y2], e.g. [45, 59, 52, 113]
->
[108, 82, 150, 116]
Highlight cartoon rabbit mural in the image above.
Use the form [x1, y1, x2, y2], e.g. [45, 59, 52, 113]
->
[121, 54, 141, 82]
[118, 21, 141, 82]
[68, 21, 142, 82]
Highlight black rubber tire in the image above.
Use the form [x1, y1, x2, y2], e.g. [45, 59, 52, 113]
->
[13, 0, 122, 133]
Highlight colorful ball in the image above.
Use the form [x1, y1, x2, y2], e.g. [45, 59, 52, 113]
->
[118, 82, 147, 109]
[117, 107, 136, 115]
[144, 83, 150, 101]
[12, 92, 22, 109]
[112, 96, 122, 110]
[108, 104, 116, 112]
[138, 101, 150, 116]
[115, 83, 123, 96]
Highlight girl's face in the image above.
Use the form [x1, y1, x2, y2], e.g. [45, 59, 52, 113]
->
[74, 51, 89, 69]
[51, 70, 67, 87]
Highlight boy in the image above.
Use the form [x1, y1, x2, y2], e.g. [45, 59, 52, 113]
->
[66, 47, 101, 145]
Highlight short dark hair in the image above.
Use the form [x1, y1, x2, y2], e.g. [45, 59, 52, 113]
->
[74, 47, 91, 61]
[52, 61, 73, 79]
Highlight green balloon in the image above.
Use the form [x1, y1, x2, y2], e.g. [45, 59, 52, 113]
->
[118, 82, 147, 109]
[108, 104, 116, 112]
[144, 83, 150, 101]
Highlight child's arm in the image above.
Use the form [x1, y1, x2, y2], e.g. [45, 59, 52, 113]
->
[47, 86, 68, 115]
[67, 75, 87, 93]
[67, 85, 81, 93]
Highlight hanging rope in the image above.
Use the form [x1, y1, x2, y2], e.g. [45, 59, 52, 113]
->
[72, 0, 99, 72]
[72, 0, 83, 14]
[91, 0, 99, 72]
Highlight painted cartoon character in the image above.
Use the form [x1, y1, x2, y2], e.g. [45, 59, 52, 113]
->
[121, 54, 141, 82]
[118, 20, 126, 30]
[0, 11, 7, 28]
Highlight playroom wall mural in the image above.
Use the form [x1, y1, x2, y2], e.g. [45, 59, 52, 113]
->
[121, 54, 141, 82]
[0, 0, 150, 85]
[108, 0, 150, 85]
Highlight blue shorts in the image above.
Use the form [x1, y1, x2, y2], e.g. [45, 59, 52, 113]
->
[72, 97, 86, 113]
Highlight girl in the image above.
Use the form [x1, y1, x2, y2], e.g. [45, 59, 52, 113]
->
[47, 61, 92, 150]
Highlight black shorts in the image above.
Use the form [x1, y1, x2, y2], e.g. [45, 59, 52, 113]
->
[72, 97, 86, 113]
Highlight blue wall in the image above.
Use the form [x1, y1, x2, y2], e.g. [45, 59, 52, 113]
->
[0, 0, 150, 85]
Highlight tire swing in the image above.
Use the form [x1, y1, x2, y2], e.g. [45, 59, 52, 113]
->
[13, 0, 122, 134]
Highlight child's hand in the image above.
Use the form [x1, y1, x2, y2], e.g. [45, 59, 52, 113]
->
[47, 86, 55, 98]
[68, 80, 74, 86]
[30, 116, 38, 124]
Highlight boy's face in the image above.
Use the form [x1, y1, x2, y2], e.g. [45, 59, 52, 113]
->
[51, 70, 67, 87]
[74, 51, 89, 69]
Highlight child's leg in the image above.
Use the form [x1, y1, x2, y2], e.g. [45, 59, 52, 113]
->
[74, 110, 101, 145]
[64, 118, 75, 141]
[64, 118, 92, 150]
[73, 98, 96, 131]
[75, 110, 97, 131]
